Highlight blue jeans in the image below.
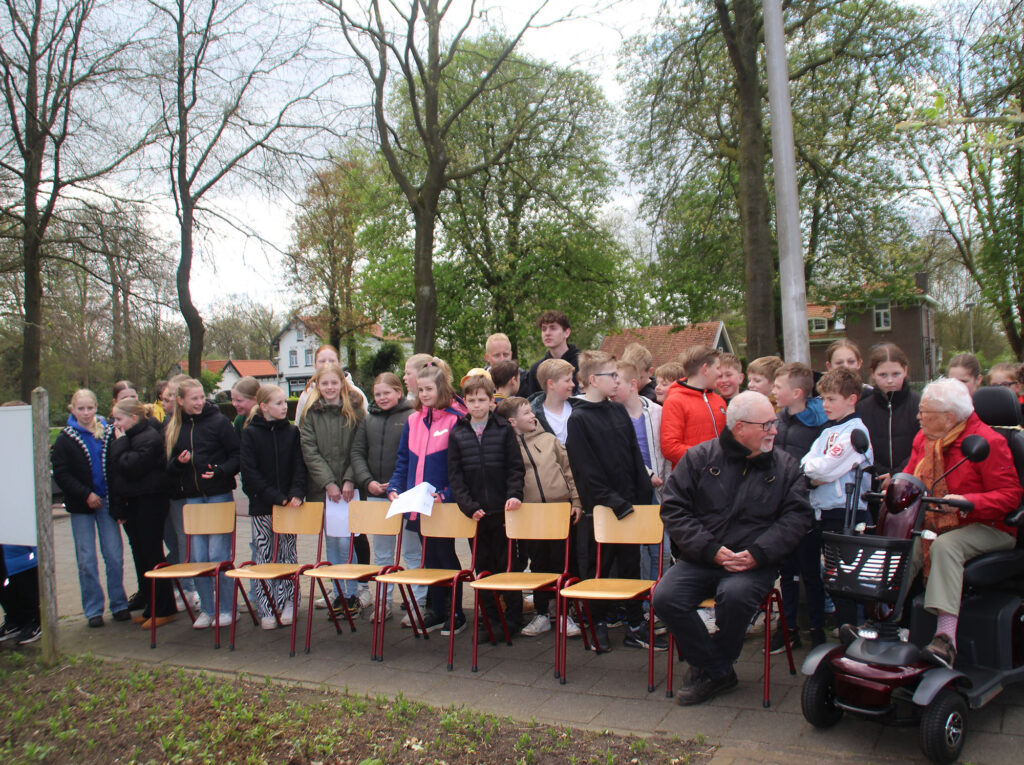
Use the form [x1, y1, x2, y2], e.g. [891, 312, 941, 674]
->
[164, 498, 195, 593]
[69, 499, 128, 619]
[373, 522, 426, 605]
[326, 535, 359, 598]
[185, 493, 234, 615]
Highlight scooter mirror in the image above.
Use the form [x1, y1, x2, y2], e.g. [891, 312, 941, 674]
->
[851, 428, 870, 455]
[961, 434, 989, 463]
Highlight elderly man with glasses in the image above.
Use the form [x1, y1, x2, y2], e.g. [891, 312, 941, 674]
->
[905, 378, 1021, 669]
[653, 391, 813, 705]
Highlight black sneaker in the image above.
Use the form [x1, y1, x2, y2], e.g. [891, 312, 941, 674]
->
[346, 594, 362, 617]
[675, 668, 739, 706]
[624, 623, 669, 651]
[809, 628, 827, 647]
[0, 621, 20, 642]
[645, 612, 668, 635]
[16, 623, 41, 645]
[606, 607, 626, 629]
[441, 612, 466, 636]
[591, 621, 612, 653]
[112, 609, 132, 622]
[325, 594, 346, 621]
[88, 615, 104, 628]
[420, 609, 446, 633]
[768, 628, 801, 655]
[126, 591, 146, 611]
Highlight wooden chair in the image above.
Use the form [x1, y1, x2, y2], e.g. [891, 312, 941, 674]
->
[467, 502, 572, 673]
[666, 588, 795, 707]
[224, 502, 325, 657]
[301, 500, 403, 654]
[144, 501, 237, 649]
[558, 504, 665, 690]
[372, 503, 478, 670]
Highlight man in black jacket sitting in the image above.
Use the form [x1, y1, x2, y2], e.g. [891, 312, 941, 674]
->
[652, 391, 812, 705]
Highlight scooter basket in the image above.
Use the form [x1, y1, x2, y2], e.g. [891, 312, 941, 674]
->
[821, 532, 912, 603]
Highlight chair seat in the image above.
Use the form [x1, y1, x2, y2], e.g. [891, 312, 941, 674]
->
[375, 568, 463, 586]
[964, 549, 1024, 588]
[560, 578, 655, 600]
[698, 597, 716, 608]
[226, 563, 301, 580]
[145, 562, 221, 578]
[303, 564, 383, 581]
[470, 572, 561, 591]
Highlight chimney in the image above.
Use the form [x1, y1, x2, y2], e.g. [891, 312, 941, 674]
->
[915, 271, 929, 294]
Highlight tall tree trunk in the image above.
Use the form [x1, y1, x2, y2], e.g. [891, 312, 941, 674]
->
[20, 7, 43, 402]
[717, 0, 778, 358]
[412, 201, 438, 353]
[178, 200, 204, 378]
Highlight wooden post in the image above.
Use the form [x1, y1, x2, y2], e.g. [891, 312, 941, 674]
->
[32, 387, 58, 665]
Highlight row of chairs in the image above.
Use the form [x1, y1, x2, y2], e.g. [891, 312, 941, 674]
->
[143, 500, 793, 702]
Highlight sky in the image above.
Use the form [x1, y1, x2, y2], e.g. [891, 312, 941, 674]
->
[184, 0, 939, 315]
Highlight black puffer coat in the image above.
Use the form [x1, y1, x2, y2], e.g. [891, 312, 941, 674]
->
[107, 418, 167, 520]
[350, 398, 414, 496]
[240, 414, 307, 516]
[447, 412, 525, 518]
[660, 428, 812, 567]
[856, 381, 920, 476]
[166, 401, 240, 498]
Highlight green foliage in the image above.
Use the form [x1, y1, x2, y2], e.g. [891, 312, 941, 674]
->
[199, 368, 223, 395]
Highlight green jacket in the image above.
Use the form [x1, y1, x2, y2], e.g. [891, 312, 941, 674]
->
[299, 399, 365, 501]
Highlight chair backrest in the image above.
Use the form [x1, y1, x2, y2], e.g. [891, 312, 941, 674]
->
[593, 504, 663, 546]
[974, 386, 1024, 536]
[348, 500, 403, 536]
[506, 502, 571, 541]
[272, 502, 325, 535]
[419, 503, 478, 540]
[183, 502, 236, 536]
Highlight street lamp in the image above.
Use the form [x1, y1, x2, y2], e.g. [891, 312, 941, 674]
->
[965, 301, 976, 354]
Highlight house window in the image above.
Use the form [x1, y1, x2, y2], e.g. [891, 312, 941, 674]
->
[289, 350, 298, 367]
[874, 302, 891, 331]
[296, 326, 304, 342]
[304, 348, 313, 366]
[808, 317, 828, 333]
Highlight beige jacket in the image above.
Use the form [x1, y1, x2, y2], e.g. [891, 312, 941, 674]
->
[515, 428, 581, 508]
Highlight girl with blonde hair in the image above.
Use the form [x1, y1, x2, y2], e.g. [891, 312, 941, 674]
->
[51, 389, 129, 627]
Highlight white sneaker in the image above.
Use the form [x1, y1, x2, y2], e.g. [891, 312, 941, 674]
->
[401, 611, 413, 628]
[565, 615, 581, 638]
[174, 592, 185, 612]
[699, 608, 718, 634]
[187, 591, 201, 610]
[192, 612, 213, 630]
[215, 612, 235, 627]
[358, 588, 373, 610]
[260, 615, 278, 630]
[280, 605, 294, 626]
[314, 597, 329, 609]
[521, 613, 552, 637]
[381, 603, 393, 621]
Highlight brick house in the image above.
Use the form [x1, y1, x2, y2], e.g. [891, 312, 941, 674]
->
[599, 321, 735, 368]
[808, 274, 939, 383]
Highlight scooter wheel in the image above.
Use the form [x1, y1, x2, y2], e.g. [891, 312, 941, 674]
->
[801, 667, 843, 728]
[920, 687, 967, 764]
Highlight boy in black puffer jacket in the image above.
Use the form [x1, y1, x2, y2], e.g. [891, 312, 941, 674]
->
[448, 375, 525, 637]
[108, 398, 176, 627]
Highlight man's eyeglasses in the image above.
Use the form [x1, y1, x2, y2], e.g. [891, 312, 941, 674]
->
[739, 419, 778, 432]
[593, 372, 620, 380]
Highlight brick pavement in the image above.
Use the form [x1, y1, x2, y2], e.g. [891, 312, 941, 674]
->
[36, 504, 1024, 764]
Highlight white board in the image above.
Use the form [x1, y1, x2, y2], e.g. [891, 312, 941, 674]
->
[0, 405, 37, 546]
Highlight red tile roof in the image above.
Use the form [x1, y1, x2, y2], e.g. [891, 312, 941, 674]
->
[806, 304, 837, 319]
[177, 359, 228, 374]
[227, 360, 279, 378]
[599, 322, 728, 368]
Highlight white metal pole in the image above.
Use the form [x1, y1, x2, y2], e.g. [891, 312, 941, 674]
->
[763, 0, 810, 363]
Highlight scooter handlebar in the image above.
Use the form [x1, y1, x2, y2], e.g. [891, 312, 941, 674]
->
[922, 496, 974, 512]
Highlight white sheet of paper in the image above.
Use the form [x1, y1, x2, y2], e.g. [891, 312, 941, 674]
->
[386, 482, 436, 518]
[325, 497, 350, 537]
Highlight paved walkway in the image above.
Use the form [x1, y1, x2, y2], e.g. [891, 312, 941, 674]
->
[41, 506, 1024, 764]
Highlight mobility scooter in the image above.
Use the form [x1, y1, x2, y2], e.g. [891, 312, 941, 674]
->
[800, 386, 1024, 763]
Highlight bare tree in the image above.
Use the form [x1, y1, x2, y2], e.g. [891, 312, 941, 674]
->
[0, 0, 154, 399]
[146, 0, 345, 377]
[319, 0, 566, 353]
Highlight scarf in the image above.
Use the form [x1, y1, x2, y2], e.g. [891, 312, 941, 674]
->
[913, 419, 967, 577]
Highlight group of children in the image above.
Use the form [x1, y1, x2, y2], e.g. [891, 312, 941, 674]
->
[39, 320, 1024, 662]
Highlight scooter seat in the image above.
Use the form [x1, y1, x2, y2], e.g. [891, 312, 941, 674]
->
[963, 548, 1024, 588]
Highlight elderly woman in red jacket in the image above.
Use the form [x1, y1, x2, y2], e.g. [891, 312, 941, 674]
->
[906, 378, 1021, 669]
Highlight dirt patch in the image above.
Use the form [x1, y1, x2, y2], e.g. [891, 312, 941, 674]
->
[0, 652, 712, 763]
